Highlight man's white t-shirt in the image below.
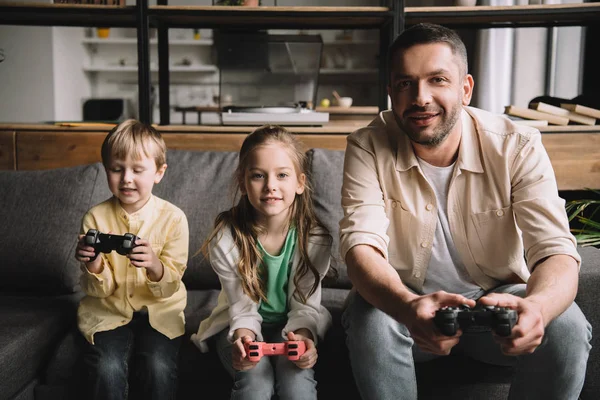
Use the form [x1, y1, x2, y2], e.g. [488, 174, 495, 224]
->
[417, 157, 484, 299]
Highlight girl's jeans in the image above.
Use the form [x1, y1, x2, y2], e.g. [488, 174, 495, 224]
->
[342, 284, 592, 400]
[215, 322, 318, 400]
[80, 311, 182, 400]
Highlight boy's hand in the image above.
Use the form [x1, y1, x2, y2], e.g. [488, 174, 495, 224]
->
[127, 238, 164, 281]
[232, 330, 257, 371]
[288, 330, 317, 369]
[75, 234, 103, 273]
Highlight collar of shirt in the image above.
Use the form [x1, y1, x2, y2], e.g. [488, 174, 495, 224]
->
[111, 195, 156, 225]
[383, 108, 484, 175]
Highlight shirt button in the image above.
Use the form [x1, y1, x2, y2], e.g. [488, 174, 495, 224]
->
[414, 271, 421, 278]
[392, 201, 398, 209]
[496, 209, 505, 217]
[426, 204, 433, 211]
[420, 242, 428, 248]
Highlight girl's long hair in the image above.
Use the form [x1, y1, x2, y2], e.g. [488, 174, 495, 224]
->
[199, 125, 332, 304]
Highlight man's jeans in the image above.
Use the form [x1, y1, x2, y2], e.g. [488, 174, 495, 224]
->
[215, 322, 318, 400]
[80, 312, 182, 400]
[342, 284, 592, 400]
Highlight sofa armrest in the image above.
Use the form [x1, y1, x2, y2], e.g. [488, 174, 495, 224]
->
[574, 246, 600, 400]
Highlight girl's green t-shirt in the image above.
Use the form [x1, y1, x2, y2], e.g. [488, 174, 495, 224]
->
[257, 227, 297, 324]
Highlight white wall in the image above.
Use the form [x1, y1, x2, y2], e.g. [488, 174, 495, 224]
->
[53, 27, 91, 121]
[0, 26, 55, 122]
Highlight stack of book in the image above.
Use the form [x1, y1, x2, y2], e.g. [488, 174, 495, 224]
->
[504, 102, 600, 127]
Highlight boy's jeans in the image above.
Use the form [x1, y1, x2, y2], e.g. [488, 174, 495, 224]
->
[80, 312, 182, 400]
[342, 284, 592, 400]
[215, 322, 318, 400]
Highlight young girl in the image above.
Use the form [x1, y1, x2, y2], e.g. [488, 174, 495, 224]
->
[191, 125, 333, 399]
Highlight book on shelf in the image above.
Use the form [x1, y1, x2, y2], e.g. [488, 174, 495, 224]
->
[560, 103, 600, 120]
[504, 105, 568, 126]
[505, 115, 548, 128]
[530, 102, 596, 126]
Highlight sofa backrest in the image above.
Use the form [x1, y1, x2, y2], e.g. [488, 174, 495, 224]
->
[0, 164, 111, 295]
[0, 148, 350, 295]
[152, 148, 350, 291]
[153, 149, 240, 289]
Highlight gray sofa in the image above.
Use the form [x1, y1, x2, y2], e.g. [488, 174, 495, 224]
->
[0, 148, 598, 400]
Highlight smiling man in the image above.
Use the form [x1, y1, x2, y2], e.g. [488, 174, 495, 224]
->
[339, 23, 591, 400]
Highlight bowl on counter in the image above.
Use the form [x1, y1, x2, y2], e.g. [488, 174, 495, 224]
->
[336, 97, 353, 108]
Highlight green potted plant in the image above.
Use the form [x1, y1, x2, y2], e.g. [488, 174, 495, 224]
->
[566, 189, 600, 248]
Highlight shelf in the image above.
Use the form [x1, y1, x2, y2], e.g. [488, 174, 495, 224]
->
[82, 38, 213, 45]
[148, 6, 393, 30]
[320, 68, 377, 75]
[0, 2, 136, 27]
[323, 40, 379, 46]
[405, 3, 600, 29]
[83, 65, 218, 72]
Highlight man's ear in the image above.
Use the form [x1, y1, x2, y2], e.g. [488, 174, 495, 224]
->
[154, 163, 167, 184]
[462, 74, 474, 106]
[296, 173, 306, 195]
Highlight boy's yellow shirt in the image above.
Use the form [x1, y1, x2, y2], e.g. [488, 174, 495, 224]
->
[77, 195, 189, 344]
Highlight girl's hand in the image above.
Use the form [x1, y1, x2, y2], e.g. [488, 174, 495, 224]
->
[232, 334, 257, 371]
[127, 238, 164, 281]
[288, 330, 317, 369]
[75, 234, 103, 273]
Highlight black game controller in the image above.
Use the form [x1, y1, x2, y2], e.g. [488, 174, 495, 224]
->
[434, 305, 518, 337]
[85, 229, 139, 261]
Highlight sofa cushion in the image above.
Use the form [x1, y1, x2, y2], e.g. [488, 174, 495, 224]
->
[0, 164, 108, 294]
[153, 150, 240, 290]
[308, 149, 350, 289]
[575, 245, 600, 400]
[0, 295, 79, 399]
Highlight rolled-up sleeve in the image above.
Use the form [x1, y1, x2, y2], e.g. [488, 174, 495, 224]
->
[510, 132, 581, 270]
[339, 132, 391, 262]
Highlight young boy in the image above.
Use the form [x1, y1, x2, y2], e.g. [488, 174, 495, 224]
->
[74, 119, 189, 400]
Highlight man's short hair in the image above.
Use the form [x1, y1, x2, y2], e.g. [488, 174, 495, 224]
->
[101, 119, 167, 168]
[387, 23, 469, 78]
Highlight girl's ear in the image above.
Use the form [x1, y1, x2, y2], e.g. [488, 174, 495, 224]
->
[296, 173, 306, 195]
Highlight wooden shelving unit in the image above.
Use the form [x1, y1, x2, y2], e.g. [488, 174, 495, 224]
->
[0, 2, 136, 27]
[405, 3, 600, 29]
[149, 6, 393, 30]
[0, 1, 599, 131]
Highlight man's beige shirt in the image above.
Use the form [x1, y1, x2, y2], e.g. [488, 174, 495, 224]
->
[339, 106, 580, 292]
[78, 195, 189, 344]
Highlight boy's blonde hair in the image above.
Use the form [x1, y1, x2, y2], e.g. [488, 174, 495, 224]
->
[101, 119, 167, 168]
[200, 125, 333, 304]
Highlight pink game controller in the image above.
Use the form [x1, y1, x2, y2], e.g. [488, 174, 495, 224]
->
[244, 341, 306, 362]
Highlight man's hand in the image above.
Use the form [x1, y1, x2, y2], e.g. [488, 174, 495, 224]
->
[232, 329, 257, 371]
[478, 293, 545, 355]
[127, 238, 164, 281]
[75, 234, 103, 273]
[405, 291, 476, 355]
[288, 330, 317, 369]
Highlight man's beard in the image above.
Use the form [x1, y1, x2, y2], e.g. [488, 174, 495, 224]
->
[393, 103, 461, 148]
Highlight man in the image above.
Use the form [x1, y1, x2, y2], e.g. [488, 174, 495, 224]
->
[339, 23, 591, 400]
